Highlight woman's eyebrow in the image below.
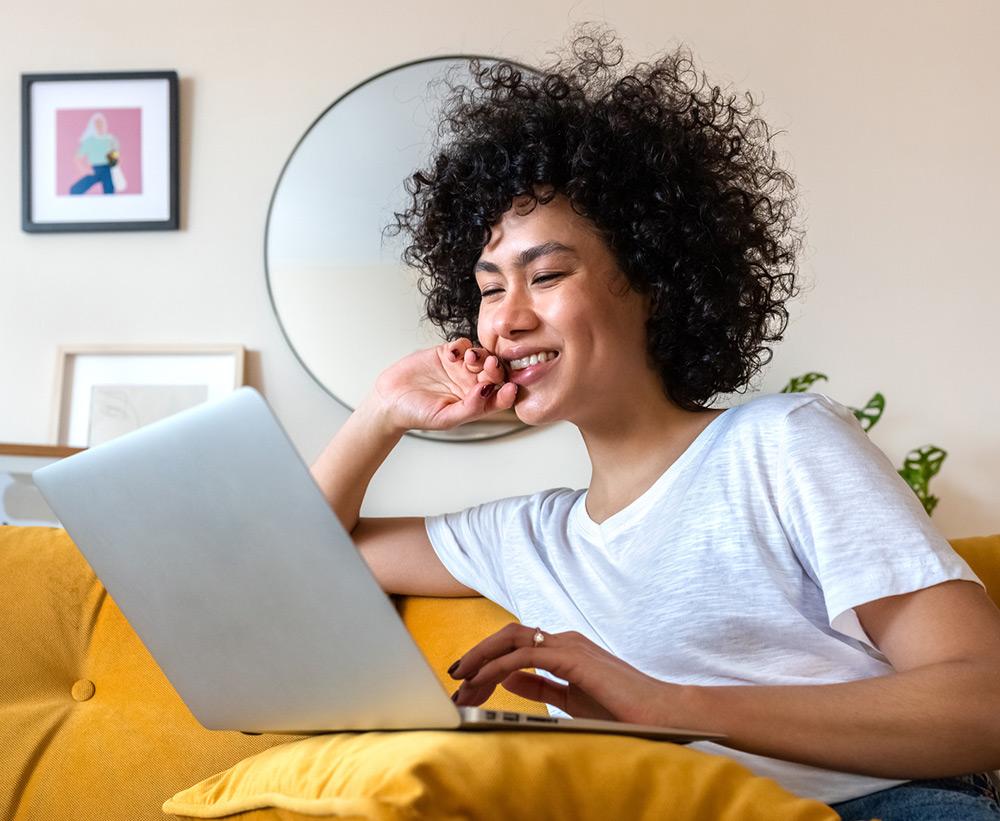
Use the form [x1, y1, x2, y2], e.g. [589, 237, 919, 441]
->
[474, 240, 577, 274]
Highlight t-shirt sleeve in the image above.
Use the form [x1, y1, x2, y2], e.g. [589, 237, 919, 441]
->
[424, 493, 543, 615]
[776, 393, 985, 652]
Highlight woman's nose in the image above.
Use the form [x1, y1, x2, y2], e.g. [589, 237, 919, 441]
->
[491, 288, 539, 338]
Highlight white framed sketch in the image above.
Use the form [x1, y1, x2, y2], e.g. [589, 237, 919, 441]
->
[52, 345, 246, 447]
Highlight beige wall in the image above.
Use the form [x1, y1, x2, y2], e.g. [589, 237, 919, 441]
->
[2, 0, 997, 537]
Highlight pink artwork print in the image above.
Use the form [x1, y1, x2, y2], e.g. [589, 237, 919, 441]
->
[56, 107, 143, 196]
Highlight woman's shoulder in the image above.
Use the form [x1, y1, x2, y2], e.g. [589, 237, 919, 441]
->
[713, 392, 865, 460]
[435, 486, 583, 542]
[449, 486, 583, 520]
[507, 486, 585, 515]
[724, 391, 853, 429]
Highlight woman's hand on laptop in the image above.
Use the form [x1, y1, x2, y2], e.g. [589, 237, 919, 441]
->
[367, 338, 516, 433]
[447, 623, 684, 728]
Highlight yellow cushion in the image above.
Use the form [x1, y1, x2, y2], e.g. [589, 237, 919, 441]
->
[163, 730, 839, 820]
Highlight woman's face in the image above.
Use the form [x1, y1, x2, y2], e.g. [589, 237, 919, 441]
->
[94, 115, 107, 135]
[474, 192, 655, 427]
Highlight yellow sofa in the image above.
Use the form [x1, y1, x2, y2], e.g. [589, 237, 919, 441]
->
[2, 524, 998, 820]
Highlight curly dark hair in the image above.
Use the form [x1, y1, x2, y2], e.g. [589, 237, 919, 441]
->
[384, 23, 805, 411]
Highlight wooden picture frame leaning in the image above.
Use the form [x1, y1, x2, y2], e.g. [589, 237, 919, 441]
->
[52, 345, 246, 448]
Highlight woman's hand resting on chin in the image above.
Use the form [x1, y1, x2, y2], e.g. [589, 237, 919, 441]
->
[368, 338, 517, 434]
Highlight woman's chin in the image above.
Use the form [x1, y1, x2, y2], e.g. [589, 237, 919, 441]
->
[512, 396, 559, 427]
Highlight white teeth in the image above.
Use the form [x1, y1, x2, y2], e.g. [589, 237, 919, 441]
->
[508, 351, 558, 370]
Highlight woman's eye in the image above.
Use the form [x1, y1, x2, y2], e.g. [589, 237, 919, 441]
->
[534, 273, 563, 284]
[479, 273, 562, 298]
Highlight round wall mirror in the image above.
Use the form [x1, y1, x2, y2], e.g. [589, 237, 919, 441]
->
[266, 55, 541, 441]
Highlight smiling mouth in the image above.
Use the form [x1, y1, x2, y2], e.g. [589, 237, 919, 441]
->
[506, 351, 559, 371]
[507, 352, 559, 386]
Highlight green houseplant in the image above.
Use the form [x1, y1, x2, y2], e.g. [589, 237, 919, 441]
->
[780, 372, 946, 516]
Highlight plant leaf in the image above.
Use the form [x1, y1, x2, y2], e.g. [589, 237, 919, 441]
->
[849, 393, 885, 433]
[897, 445, 947, 517]
[780, 372, 828, 394]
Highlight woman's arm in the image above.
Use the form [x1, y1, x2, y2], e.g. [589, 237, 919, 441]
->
[450, 580, 1000, 778]
[309, 342, 510, 597]
[310, 397, 480, 597]
[671, 578, 1000, 778]
[310, 392, 404, 535]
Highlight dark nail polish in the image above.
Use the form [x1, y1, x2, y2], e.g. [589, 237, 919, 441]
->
[447, 660, 461, 677]
[451, 690, 460, 702]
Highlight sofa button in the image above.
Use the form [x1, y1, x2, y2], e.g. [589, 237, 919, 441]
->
[71, 679, 96, 702]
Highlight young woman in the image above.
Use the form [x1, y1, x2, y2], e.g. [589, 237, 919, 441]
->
[311, 26, 1000, 818]
[70, 112, 121, 195]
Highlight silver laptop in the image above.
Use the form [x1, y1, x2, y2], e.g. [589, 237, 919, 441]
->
[33, 387, 724, 743]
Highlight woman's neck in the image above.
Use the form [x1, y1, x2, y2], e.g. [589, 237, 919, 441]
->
[579, 385, 726, 525]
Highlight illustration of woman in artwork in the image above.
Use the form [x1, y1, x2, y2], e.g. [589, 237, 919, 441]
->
[69, 112, 123, 195]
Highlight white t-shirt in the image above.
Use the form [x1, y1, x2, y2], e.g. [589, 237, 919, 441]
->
[424, 391, 985, 804]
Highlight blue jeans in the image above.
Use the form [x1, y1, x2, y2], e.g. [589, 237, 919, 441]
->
[829, 772, 1000, 820]
[70, 163, 114, 194]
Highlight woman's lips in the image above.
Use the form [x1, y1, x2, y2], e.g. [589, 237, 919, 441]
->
[507, 353, 559, 387]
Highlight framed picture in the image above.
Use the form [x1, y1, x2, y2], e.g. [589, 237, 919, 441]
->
[21, 70, 179, 232]
[52, 345, 245, 447]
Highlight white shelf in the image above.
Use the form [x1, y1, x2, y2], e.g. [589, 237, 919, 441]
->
[0, 447, 80, 527]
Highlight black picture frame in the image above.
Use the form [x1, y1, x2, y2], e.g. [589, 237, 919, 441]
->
[21, 70, 179, 233]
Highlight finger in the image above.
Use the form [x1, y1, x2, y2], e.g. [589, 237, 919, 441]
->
[478, 381, 519, 414]
[461, 671, 616, 722]
[433, 380, 503, 429]
[484, 354, 508, 382]
[445, 338, 474, 362]
[463, 347, 486, 373]
[477, 382, 501, 405]
[500, 670, 569, 710]
[493, 381, 518, 408]
[476, 356, 506, 384]
[452, 678, 499, 707]
[450, 623, 537, 681]
[466, 646, 575, 689]
[498, 671, 621, 720]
